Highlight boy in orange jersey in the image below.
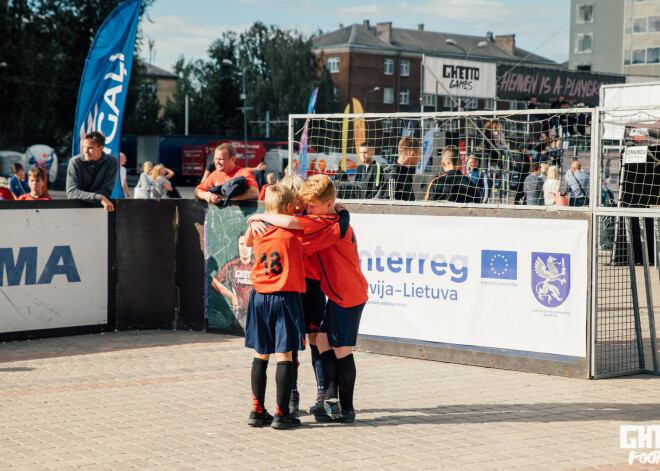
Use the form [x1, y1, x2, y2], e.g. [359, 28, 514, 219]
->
[243, 184, 307, 430]
[248, 174, 368, 424]
[18, 168, 52, 201]
[279, 174, 326, 417]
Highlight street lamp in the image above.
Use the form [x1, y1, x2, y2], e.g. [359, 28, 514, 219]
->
[363, 86, 380, 111]
[222, 58, 263, 167]
[445, 38, 488, 60]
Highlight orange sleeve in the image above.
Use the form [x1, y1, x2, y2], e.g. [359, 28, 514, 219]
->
[197, 170, 216, 192]
[297, 215, 342, 253]
[238, 168, 259, 189]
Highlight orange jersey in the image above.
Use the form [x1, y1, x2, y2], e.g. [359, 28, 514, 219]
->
[197, 166, 258, 192]
[304, 253, 322, 281]
[250, 225, 306, 293]
[18, 193, 52, 200]
[297, 215, 368, 308]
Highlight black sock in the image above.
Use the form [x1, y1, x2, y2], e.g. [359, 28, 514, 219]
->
[310, 344, 325, 397]
[291, 350, 299, 397]
[336, 354, 356, 412]
[320, 350, 338, 401]
[251, 358, 268, 413]
[275, 361, 293, 417]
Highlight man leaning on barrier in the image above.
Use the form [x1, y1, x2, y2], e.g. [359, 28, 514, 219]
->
[354, 141, 383, 199]
[376, 137, 421, 201]
[66, 131, 118, 212]
[194, 143, 259, 204]
[424, 145, 481, 204]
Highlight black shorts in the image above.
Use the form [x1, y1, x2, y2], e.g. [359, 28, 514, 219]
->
[301, 278, 325, 333]
[244, 289, 305, 354]
[319, 299, 365, 347]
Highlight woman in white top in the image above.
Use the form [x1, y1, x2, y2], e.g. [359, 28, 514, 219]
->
[133, 161, 153, 199]
[542, 165, 568, 205]
[150, 164, 175, 199]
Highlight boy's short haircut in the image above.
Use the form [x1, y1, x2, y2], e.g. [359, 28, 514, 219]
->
[28, 168, 44, 180]
[530, 162, 540, 173]
[264, 184, 295, 213]
[85, 131, 105, 146]
[398, 137, 422, 153]
[358, 141, 374, 149]
[280, 174, 304, 196]
[441, 145, 460, 166]
[298, 174, 336, 204]
[12, 163, 24, 174]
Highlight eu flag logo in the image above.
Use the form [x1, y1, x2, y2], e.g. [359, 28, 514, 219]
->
[481, 250, 517, 280]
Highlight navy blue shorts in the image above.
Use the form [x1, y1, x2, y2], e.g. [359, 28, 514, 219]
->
[301, 278, 325, 333]
[244, 289, 305, 354]
[319, 300, 365, 347]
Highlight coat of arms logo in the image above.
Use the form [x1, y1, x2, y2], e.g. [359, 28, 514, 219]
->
[531, 253, 570, 307]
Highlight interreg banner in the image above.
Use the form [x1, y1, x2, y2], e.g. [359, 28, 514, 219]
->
[353, 214, 589, 357]
[423, 57, 496, 99]
[72, 0, 142, 198]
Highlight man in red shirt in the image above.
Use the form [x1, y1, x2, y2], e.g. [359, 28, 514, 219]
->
[194, 143, 259, 203]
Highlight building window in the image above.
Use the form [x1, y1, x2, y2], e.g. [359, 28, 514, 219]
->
[463, 98, 478, 110]
[577, 4, 593, 23]
[332, 86, 339, 102]
[633, 17, 647, 33]
[577, 64, 592, 71]
[647, 47, 660, 63]
[443, 95, 453, 108]
[327, 57, 340, 73]
[649, 16, 660, 32]
[383, 88, 394, 104]
[399, 60, 410, 77]
[576, 33, 593, 53]
[399, 89, 409, 105]
[624, 49, 631, 65]
[625, 19, 632, 34]
[633, 48, 646, 64]
[383, 119, 393, 134]
[423, 94, 436, 107]
[483, 98, 495, 110]
[384, 58, 394, 75]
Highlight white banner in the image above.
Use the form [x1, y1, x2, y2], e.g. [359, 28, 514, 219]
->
[0, 208, 108, 333]
[354, 214, 588, 357]
[423, 57, 496, 98]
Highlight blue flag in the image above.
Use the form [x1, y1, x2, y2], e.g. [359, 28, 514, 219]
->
[297, 87, 318, 178]
[481, 250, 518, 280]
[72, 0, 142, 199]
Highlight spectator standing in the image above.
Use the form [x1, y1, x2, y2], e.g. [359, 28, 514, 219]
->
[9, 163, 29, 198]
[539, 162, 549, 182]
[66, 131, 118, 212]
[0, 185, 15, 200]
[425, 145, 481, 203]
[565, 160, 590, 207]
[17, 168, 52, 200]
[523, 162, 544, 205]
[119, 153, 130, 199]
[354, 141, 383, 199]
[195, 143, 259, 204]
[542, 165, 568, 206]
[150, 164, 174, 199]
[203, 155, 266, 186]
[466, 155, 490, 203]
[378, 137, 421, 201]
[133, 161, 153, 199]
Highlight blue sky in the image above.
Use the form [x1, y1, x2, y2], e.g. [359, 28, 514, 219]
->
[141, 0, 570, 72]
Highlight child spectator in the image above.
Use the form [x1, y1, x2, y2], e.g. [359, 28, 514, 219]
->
[243, 184, 307, 430]
[9, 163, 29, 198]
[249, 174, 367, 423]
[18, 168, 52, 200]
[258, 172, 277, 201]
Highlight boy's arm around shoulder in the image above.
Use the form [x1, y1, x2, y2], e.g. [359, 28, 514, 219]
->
[247, 213, 302, 230]
[299, 209, 350, 253]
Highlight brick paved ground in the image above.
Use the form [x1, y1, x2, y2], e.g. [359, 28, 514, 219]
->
[1, 331, 659, 471]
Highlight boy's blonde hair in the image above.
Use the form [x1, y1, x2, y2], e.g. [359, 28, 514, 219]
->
[298, 174, 336, 204]
[280, 174, 304, 196]
[264, 184, 295, 213]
